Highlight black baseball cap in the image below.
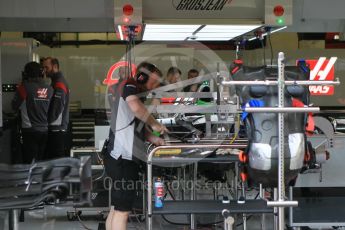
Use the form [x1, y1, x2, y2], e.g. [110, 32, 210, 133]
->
[24, 62, 43, 78]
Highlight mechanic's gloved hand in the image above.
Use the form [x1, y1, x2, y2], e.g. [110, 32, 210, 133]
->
[148, 135, 166, 146]
[151, 123, 169, 135]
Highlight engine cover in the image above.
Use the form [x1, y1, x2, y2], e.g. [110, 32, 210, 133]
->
[231, 63, 310, 187]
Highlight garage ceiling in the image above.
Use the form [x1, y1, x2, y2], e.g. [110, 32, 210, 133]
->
[0, 0, 344, 33]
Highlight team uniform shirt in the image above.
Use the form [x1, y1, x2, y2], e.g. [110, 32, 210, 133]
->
[12, 80, 53, 132]
[48, 71, 70, 131]
[107, 80, 146, 161]
[183, 84, 201, 92]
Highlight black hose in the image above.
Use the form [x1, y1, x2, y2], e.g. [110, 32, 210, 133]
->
[161, 215, 189, 226]
[236, 214, 253, 227]
[162, 215, 225, 227]
[268, 32, 273, 66]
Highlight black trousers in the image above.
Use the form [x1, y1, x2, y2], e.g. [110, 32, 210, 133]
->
[45, 130, 67, 160]
[22, 131, 48, 164]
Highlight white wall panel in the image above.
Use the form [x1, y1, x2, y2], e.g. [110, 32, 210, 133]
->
[0, 0, 112, 18]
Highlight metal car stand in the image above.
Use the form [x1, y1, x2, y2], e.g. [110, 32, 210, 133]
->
[147, 142, 242, 230]
[146, 141, 276, 230]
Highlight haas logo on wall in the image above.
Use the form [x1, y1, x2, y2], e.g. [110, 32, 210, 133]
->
[103, 61, 137, 86]
[37, 88, 48, 99]
[306, 57, 337, 96]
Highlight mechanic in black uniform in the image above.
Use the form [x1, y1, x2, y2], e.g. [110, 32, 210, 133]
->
[104, 62, 168, 230]
[12, 62, 53, 163]
[43, 57, 70, 159]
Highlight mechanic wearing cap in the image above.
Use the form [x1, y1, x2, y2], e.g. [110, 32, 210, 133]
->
[104, 62, 168, 230]
[43, 57, 70, 159]
[12, 62, 53, 163]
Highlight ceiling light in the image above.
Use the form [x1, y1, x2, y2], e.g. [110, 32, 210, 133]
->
[197, 32, 250, 37]
[194, 25, 261, 41]
[187, 34, 236, 41]
[118, 25, 124, 40]
[145, 24, 201, 33]
[193, 37, 233, 41]
[143, 24, 201, 41]
[143, 32, 192, 41]
[199, 25, 262, 33]
[143, 24, 263, 41]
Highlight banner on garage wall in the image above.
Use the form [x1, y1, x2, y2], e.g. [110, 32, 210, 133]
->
[172, 0, 231, 11]
[306, 57, 337, 96]
[143, 0, 262, 20]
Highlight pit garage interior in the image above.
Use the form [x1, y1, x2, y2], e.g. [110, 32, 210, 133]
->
[1, 0, 345, 230]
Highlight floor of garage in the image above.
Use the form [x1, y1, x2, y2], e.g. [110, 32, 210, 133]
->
[1, 205, 343, 230]
[1, 205, 274, 230]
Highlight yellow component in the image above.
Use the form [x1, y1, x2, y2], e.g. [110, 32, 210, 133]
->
[155, 149, 182, 156]
[94, 85, 101, 94]
[99, 85, 108, 94]
[229, 132, 237, 145]
[230, 114, 240, 144]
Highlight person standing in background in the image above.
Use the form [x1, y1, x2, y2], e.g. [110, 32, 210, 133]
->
[165, 66, 182, 85]
[12, 62, 53, 163]
[151, 66, 182, 118]
[43, 57, 70, 159]
[183, 69, 199, 92]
